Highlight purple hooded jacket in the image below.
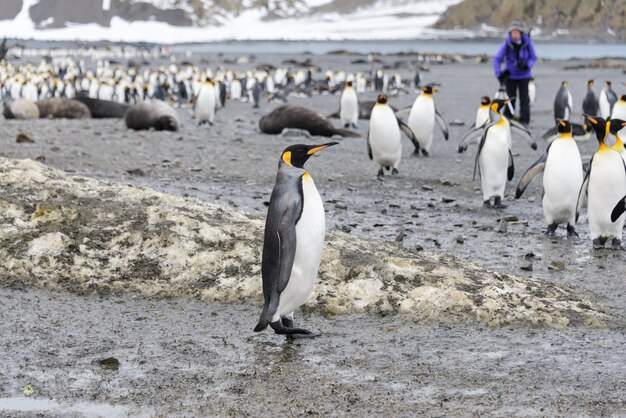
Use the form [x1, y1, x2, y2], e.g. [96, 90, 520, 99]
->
[493, 33, 537, 80]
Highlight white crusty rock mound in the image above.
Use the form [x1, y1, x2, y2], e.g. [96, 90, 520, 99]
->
[0, 158, 611, 328]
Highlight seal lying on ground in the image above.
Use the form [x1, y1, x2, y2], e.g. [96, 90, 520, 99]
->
[3, 98, 40, 119]
[259, 105, 360, 138]
[124, 100, 180, 132]
[36, 98, 91, 119]
[74, 95, 129, 118]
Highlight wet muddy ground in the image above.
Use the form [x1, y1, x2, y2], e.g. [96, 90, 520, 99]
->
[1, 54, 626, 415]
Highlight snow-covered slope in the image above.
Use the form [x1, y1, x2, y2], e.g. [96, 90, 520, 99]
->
[0, 0, 464, 43]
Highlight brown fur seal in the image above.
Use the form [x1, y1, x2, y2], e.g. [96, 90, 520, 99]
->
[259, 105, 360, 138]
[124, 100, 180, 132]
[36, 98, 91, 119]
[74, 95, 129, 118]
[3, 99, 40, 119]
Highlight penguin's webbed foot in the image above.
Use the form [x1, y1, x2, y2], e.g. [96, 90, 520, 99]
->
[377, 168, 384, 181]
[544, 223, 558, 238]
[281, 317, 293, 328]
[269, 320, 318, 338]
[412, 149, 420, 157]
[493, 197, 507, 209]
[392, 168, 399, 176]
[592, 238, 605, 250]
[566, 224, 579, 238]
[344, 123, 350, 128]
[421, 149, 429, 157]
[483, 200, 492, 208]
[611, 238, 624, 251]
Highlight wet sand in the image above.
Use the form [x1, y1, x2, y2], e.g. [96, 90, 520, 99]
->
[1, 52, 626, 415]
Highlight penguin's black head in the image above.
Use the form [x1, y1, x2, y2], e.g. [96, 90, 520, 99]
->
[281, 142, 338, 168]
[376, 94, 388, 104]
[587, 79, 594, 86]
[585, 115, 608, 143]
[608, 119, 626, 136]
[419, 84, 439, 94]
[561, 81, 568, 87]
[490, 99, 507, 113]
[480, 96, 491, 106]
[606, 81, 612, 87]
[621, 94, 626, 101]
[346, 80, 353, 88]
[556, 119, 572, 134]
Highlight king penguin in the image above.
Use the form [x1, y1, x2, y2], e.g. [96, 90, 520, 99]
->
[610, 95, 626, 121]
[516, 120, 583, 237]
[339, 80, 359, 128]
[368, 94, 420, 179]
[474, 99, 514, 208]
[599, 81, 618, 119]
[194, 77, 216, 125]
[254, 142, 338, 337]
[458, 96, 490, 152]
[554, 81, 573, 121]
[576, 116, 626, 250]
[407, 84, 449, 156]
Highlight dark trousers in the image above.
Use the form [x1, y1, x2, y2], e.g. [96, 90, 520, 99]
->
[505, 78, 530, 125]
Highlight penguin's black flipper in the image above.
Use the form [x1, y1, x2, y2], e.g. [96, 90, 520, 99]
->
[576, 157, 593, 222]
[458, 124, 483, 153]
[611, 195, 626, 222]
[507, 149, 515, 181]
[542, 126, 558, 140]
[435, 108, 449, 140]
[516, 153, 547, 198]
[367, 130, 373, 160]
[397, 117, 420, 152]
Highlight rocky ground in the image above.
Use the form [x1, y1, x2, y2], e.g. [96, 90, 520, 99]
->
[1, 52, 626, 416]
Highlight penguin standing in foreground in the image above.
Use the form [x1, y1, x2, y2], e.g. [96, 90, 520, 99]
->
[610, 95, 626, 121]
[599, 81, 618, 119]
[474, 99, 514, 208]
[194, 78, 216, 125]
[516, 120, 583, 237]
[576, 116, 626, 250]
[368, 94, 420, 180]
[254, 142, 337, 337]
[407, 84, 449, 156]
[339, 80, 359, 128]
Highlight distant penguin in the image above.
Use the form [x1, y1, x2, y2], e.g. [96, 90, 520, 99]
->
[577, 116, 626, 250]
[582, 80, 599, 134]
[407, 84, 449, 156]
[528, 77, 536, 106]
[339, 80, 359, 128]
[516, 120, 583, 237]
[368, 94, 401, 179]
[610, 95, 626, 121]
[195, 78, 216, 125]
[250, 79, 261, 108]
[474, 99, 514, 209]
[230, 78, 242, 100]
[254, 142, 338, 337]
[554, 81, 573, 121]
[599, 81, 618, 119]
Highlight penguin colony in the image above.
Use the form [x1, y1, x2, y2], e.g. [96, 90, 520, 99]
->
[3, 48, 626, 337]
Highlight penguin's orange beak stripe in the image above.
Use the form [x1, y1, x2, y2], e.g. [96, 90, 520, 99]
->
[559, 120, 566, 126]
[307, 145, 331, 155]
[587, 116, 597, 124]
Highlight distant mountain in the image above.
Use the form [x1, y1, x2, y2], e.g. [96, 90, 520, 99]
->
[434, 0, 626, 40]
[0, 0, 464, 42]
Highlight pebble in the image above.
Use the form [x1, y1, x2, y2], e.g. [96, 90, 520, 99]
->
[455, 235, 464, 244]
[16, 132, 35, 143]
[497, 219, 508, 233]
[520, 262, 533, 271]
[548, 261, 566, 271]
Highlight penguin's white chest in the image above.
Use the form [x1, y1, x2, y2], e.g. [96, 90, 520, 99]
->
[479, 123, 509, 200]
[369, 105, 401, 168]
[340, 89, 358, 125]
[277, 174, 325, 318]
[408, 95, 435, 150]
[542, 139, 583, 224]
[196, 85, 216, 122]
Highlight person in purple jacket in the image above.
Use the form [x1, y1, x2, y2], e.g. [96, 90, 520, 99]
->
[493, 20, 537, 126]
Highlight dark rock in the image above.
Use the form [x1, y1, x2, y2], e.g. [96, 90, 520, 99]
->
[16, 132, 35, 143]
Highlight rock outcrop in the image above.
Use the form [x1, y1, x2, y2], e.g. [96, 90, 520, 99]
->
[0, 158, 611, 328]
